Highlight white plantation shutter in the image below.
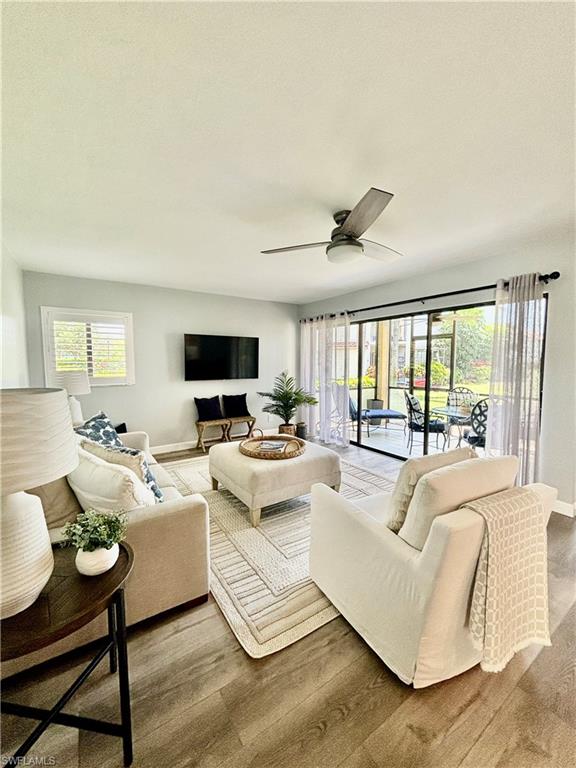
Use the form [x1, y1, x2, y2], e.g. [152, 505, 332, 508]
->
[41, 307, 135, 387]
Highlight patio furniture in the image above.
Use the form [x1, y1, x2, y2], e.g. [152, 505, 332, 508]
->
[364, 408, 406, 436]
[350, 397, 406, 437]
[404, 392, 447, 454]
[444, 387, 476, 446]
[465, 398, 489, 449]
[432, 405, 473, 448]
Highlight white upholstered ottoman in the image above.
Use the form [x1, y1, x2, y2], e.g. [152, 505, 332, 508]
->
[209, 441, 341, 526]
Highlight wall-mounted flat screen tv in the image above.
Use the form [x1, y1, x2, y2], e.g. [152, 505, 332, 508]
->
[184, 334, 259, 380]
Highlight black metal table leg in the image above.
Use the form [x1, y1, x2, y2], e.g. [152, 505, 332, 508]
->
[3, 589, 133, 766]
[114, 589, 133, 767]
[108, 603, 118, 674]
[8, 639, 113, 760]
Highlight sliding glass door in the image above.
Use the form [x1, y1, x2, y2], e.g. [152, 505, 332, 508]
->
[350, 304, 496, 459]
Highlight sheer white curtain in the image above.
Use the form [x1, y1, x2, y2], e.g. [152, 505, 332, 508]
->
[300, 313, 351, 446]
[486, 273, 546, 485]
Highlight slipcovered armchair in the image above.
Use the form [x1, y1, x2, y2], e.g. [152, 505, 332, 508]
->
[309, 480, 556, 688]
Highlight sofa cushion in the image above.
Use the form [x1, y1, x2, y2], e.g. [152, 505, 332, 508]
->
[195, 396, 223, 421]
[151, 463, 178, 490]
[398, 455, 519, 550]
[74, 411, 123, 447]
[222, 393, 250, 418]
[387, 446, 477, 532]
[353, 493, 393, 524]
[81, 440, 164, 502]
[28, 477, 83, 529]
[67, 447, 156, 514]
[160, 486, 182, 502]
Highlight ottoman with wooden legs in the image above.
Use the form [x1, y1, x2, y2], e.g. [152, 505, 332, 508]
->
[208, 441, 341, 526]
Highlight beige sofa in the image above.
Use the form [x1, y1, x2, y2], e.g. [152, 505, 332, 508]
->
[2, 431, 209, 678]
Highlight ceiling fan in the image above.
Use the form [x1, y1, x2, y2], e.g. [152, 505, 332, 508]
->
[261, 187, 402, 264]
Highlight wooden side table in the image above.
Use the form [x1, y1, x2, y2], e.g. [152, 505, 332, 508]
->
[1, 542, 135, 766]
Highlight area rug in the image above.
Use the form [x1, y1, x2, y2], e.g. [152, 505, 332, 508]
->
[165, 455, 395, 657]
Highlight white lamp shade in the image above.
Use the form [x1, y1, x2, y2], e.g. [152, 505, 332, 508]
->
[0, 388, 79, 495]
[54, 371, 91, 396]
[326, 241, 364, 264]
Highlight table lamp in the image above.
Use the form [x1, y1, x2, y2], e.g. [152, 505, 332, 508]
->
[0, 388, 79, 618]
[54, 371, 91, 425]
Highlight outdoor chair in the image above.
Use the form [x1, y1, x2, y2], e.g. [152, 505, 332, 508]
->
[446, 386, 476, 446]
[465, 398, 489, 449]
[404, 391, 447, 454]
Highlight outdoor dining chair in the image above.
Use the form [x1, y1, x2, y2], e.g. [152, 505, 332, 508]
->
[404, 391, 448, 454]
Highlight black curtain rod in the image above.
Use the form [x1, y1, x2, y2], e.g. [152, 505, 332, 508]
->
[343, 271, 560, 318]
[299, 272, 560, 323]
[299, 312, 347, 323]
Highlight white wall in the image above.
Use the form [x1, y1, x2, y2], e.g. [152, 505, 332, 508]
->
[1, 253, 29, 387]
[24, 272, 299, 447]
[299, 231, 576, 506]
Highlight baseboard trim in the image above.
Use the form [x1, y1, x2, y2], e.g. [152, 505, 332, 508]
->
[553, 500, 576, 518]
[152, 429, 278, 455]
[151, 440, 197, 455]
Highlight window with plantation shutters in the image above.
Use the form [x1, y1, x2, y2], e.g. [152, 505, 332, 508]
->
[41, 307, 135, 387]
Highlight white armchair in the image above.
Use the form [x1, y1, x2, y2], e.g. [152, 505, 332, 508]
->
[310, 481, 556, 688]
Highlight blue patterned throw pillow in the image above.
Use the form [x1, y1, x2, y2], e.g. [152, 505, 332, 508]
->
[75, 412, 123, 448]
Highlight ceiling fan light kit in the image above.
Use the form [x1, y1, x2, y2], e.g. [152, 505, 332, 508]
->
[326, 239, 364, 264]
[261, 187, 403, 264]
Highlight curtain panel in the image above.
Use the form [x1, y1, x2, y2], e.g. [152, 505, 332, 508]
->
[486, 273, 546, 485]
[300, 314, 351, 447]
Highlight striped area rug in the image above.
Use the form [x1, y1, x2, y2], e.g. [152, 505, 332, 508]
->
[166, 456, 395, 657]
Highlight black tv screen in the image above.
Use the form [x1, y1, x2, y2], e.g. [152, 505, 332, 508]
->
[184, 334, 259, 380]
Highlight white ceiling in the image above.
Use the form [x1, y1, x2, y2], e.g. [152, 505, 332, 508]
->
[3, 2, 574, 304]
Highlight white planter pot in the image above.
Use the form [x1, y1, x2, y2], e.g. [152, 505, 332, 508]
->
[75, 543, 119, 576]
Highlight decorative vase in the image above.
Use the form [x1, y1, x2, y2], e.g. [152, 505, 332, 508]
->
[0, 492, 55, 619]
[296, 422, 307, 440]
[279, 424, 296, 436]
[75, 543, 119, 576]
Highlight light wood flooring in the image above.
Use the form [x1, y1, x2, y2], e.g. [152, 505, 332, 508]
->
[2, 445, 575, 768]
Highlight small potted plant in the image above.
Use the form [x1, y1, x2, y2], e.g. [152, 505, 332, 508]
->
[63, 510, 127, 576]
[258, 372, 317, 436]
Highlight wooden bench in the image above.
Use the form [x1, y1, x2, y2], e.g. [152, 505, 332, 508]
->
[227, 415, 256, 442]
[196, 418, 231, 453]
[195, 416, 257, 453]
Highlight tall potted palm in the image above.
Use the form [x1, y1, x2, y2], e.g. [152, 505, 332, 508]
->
[258, 372, 317, 436]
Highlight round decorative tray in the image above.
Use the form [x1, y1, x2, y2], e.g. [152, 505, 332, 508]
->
[239, 435, 306, 460]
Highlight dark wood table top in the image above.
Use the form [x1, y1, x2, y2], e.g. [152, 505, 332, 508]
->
[1, 542, 134, 661]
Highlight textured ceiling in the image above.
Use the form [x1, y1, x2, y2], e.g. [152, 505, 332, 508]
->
[3, 1, 574, 303]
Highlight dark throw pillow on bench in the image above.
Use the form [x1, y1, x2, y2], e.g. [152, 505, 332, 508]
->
[222, 394, 250, 418]
[195, 396, 223, 421]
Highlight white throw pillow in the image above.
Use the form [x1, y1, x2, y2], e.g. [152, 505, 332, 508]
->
[67, 447, 155, 514]
[386, 446, 477, 532]
[81, 439, 147, 480]
[398, 455, 519, 550]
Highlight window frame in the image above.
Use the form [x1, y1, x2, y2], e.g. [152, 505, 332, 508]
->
[41, 306, 136, 387]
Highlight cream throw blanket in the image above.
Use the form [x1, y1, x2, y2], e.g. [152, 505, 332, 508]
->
[464, 487, 550, 672]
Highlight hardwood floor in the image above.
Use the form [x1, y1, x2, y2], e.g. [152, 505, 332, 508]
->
[2, 446, 575, 768]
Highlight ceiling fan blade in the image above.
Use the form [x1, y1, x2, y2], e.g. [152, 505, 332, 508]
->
[261, 241, 330, 254]
[361, 239, 403, 262]
[340, 188, 394, 238]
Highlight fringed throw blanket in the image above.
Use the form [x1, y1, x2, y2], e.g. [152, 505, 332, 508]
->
[464, 487, 550, 672]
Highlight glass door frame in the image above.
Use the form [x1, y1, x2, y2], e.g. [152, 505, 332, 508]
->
[350, 299, 497, 461]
